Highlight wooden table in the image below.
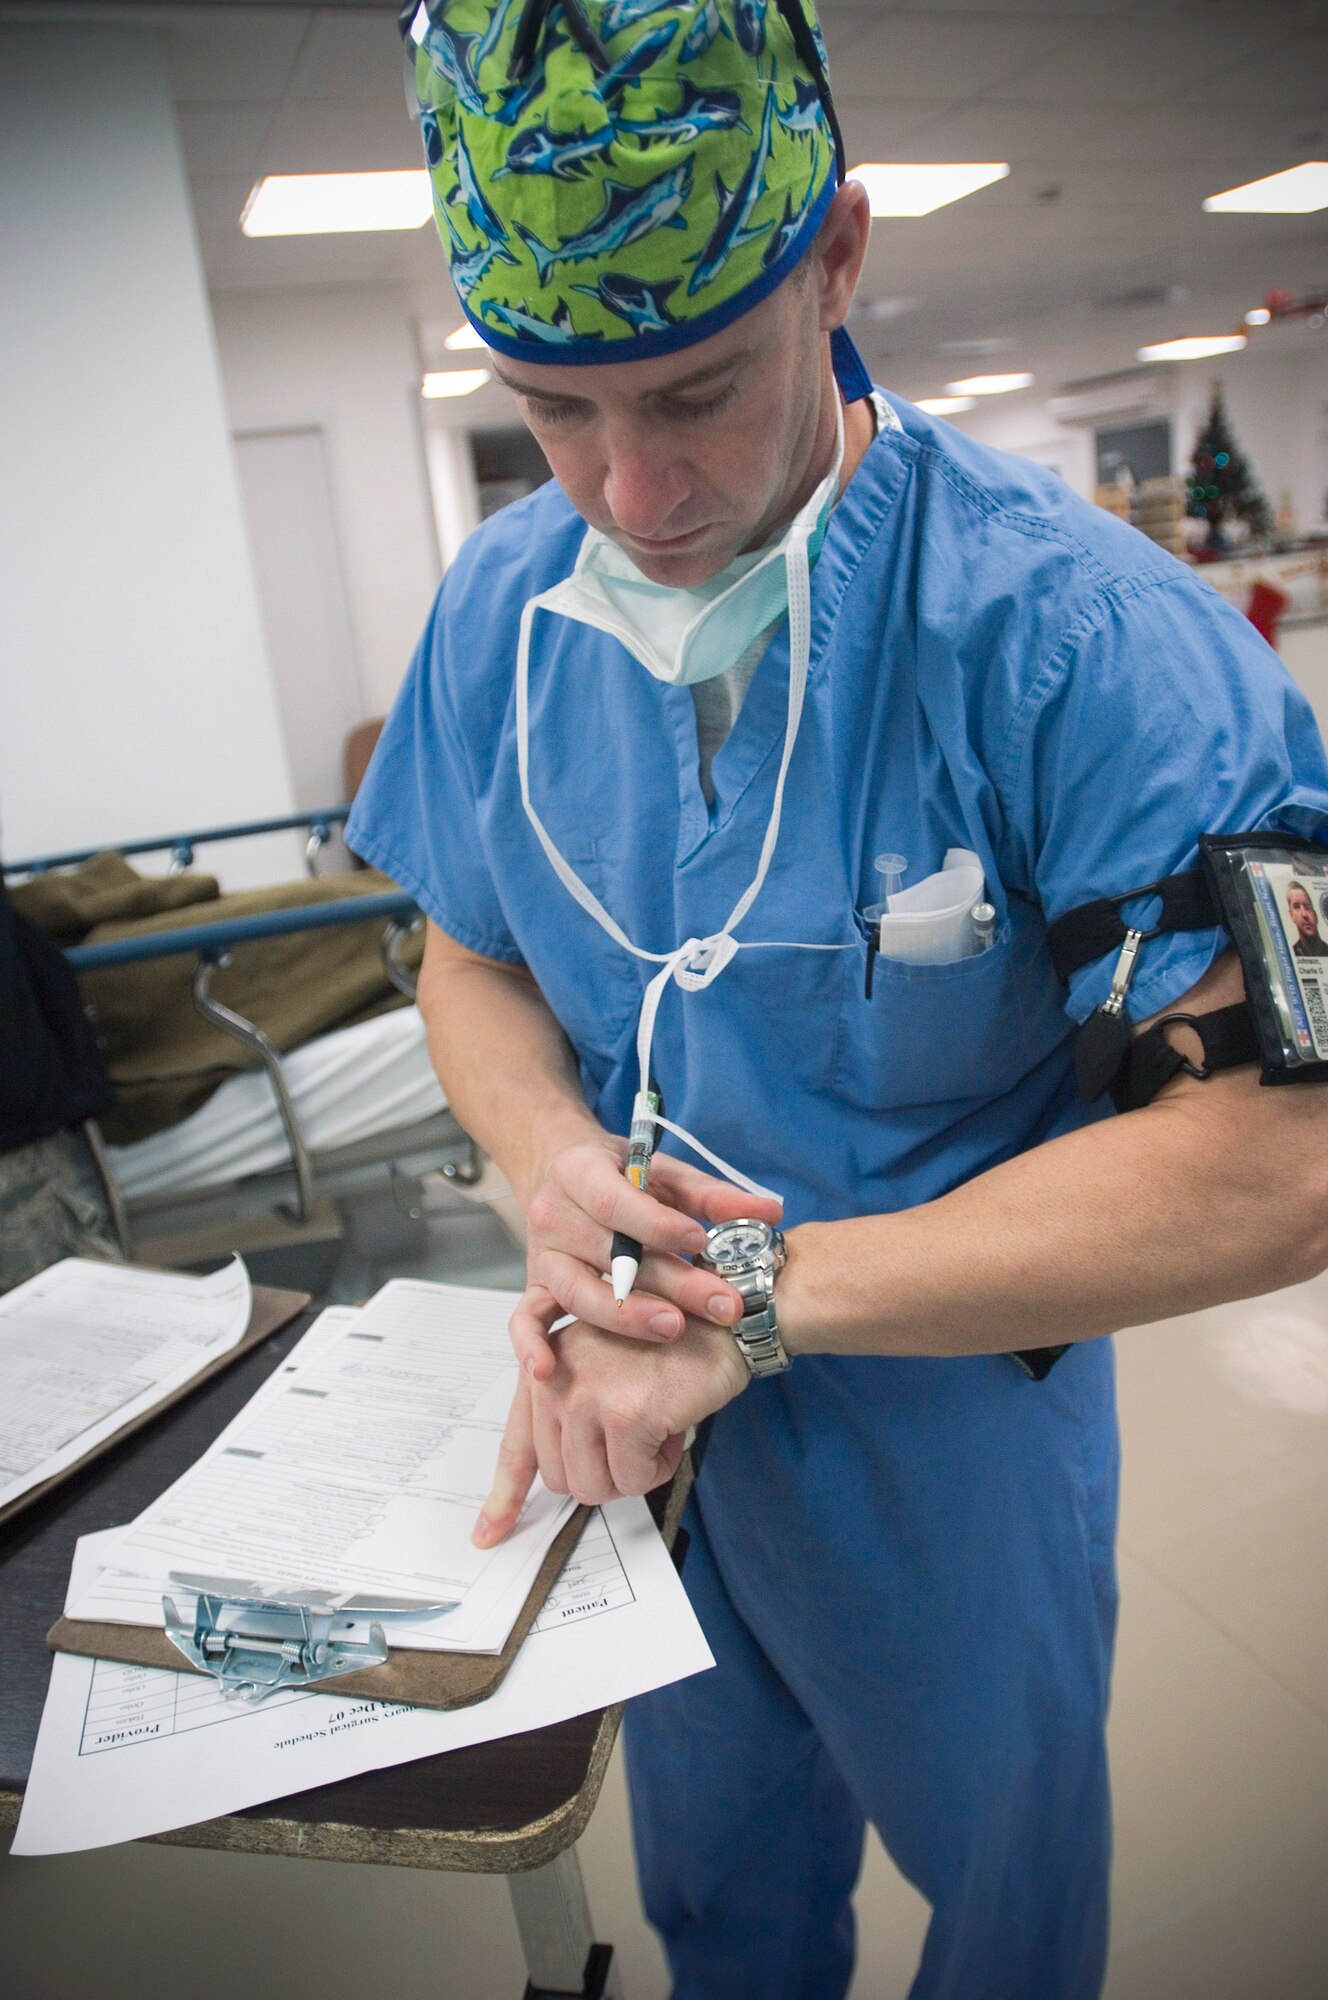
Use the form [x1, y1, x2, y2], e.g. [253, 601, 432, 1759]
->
[0, 1312, 694, 1999]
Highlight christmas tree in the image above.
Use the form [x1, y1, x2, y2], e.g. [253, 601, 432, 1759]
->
[1186, 380, 1272, 553]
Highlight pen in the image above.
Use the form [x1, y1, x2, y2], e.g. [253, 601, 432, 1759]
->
[610, 1082, 662, 1306]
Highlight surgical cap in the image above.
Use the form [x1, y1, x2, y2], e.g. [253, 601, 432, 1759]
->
[406, 0, 841, 363]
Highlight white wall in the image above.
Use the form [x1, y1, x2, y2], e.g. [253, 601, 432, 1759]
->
[0, 26, 298, 887]
[211, 286, 442, 720]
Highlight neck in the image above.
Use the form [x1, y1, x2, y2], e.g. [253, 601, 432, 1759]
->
[798, 337, 873, 518]
[839, 390, 873, 494]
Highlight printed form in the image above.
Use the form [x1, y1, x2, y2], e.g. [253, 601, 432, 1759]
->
[14, 1501, 713, 1855]
[0, 1258, 251, 1512]
[67, 1284, 576, 1653]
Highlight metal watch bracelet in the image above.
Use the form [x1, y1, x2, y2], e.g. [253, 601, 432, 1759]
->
[728, 1265, 791, 1377]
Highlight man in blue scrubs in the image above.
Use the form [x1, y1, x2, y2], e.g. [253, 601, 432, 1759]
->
[349, 6, 1328, 1994]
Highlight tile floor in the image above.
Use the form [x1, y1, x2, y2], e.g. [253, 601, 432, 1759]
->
[3, 1215, 1326, 1999]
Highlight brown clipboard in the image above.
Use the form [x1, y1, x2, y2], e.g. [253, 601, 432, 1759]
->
[48, 1504, 592, 1712]
[0, 1280, 310, 1533]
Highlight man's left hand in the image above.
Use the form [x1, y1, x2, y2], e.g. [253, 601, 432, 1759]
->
[472, 1289, 750, 1545]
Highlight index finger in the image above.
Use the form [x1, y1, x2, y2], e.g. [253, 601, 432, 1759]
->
[647, 1152, 784, 1227]
[473, 1373, 537, 1548]
[556, 1147, 709, 1258]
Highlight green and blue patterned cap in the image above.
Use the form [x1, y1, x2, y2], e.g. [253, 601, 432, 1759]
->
[401, 0, 846, 364]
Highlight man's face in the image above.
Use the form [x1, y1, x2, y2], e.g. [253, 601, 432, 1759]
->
[1288, 886, 1320, 941]
[489, 270, 826, 588]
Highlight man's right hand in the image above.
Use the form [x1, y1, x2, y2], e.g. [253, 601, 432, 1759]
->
[515, 1136, 783, 1378]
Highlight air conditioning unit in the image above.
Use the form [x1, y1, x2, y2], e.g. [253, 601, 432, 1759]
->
[1048, 369, 1171, 427]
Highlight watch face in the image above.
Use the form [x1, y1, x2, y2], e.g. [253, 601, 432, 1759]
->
[706, 1218, 775, 1270]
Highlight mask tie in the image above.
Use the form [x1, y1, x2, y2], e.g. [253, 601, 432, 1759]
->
[514, 401, 846, 1201]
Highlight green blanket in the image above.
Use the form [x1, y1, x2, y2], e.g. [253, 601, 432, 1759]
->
[10, 854, 424, 1144]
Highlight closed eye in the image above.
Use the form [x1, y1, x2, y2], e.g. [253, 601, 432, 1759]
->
[522, 395, 588, 425]
[660, 383, 740, 421]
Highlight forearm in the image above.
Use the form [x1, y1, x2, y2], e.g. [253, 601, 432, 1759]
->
[779, 1072, 1328, 1360]
[416, 923, 602, 1207]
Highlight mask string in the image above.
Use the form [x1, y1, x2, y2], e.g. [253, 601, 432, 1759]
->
[515, 402, 846, 1201]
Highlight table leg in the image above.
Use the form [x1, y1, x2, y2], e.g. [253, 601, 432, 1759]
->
[507, 1845, 624, 1999]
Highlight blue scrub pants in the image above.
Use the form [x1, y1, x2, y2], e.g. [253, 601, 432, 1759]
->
[625, 1339, 1119, 2000]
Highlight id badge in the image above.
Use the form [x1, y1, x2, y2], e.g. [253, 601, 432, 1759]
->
[1202, 833, 1328, 1083]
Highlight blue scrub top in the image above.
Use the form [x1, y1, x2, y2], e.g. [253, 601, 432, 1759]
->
[348, 395, 1328, 1228]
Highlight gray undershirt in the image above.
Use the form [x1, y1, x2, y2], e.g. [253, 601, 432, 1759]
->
[689, 390, 896, 805]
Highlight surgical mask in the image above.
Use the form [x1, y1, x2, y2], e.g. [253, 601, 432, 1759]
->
[534, 398, 844, 688]
[515, 397, 851, 1196]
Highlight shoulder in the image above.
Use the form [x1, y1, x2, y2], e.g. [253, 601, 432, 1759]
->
[442, 477, 585, 618]
[876, 389, 1182, 610]
[863, 389, 1281, 713]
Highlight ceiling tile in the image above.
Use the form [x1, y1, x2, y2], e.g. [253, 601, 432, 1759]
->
[260, 94, 423, 174]
[292, 10, 410, 103]
[186, 174, 254, 239]
[174, 101, 273, 180]
[838, 98, 967, 155]
[985, 14, 1291, 106]
[840, 11, 1079, 99]
[159, 6, 310, 105]
[901, 97, 1309, 165]
[1187, 28, 1328, 105]
[897, 0, 1138, 11]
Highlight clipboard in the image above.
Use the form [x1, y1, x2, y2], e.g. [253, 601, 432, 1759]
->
[0, 1281, 310, 1533]
[48, 1504, 592, 1712]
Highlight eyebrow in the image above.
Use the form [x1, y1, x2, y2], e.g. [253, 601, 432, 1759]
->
[491, 348, 752, 403]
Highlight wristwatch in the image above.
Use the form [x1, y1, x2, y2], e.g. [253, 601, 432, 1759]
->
[697, 1218, 790, 1377]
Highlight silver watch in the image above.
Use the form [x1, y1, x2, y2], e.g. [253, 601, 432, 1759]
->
[697, 1218, 790, 1377]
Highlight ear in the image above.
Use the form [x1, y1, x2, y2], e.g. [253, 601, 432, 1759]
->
[813, 181, 871, 335]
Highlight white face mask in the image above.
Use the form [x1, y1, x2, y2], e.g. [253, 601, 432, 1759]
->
[535, 397, 845, 687]
[514, 394, 853, 1200]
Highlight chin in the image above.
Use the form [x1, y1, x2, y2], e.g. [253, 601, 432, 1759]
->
[635, 551, 728, 588]
[622, 532, 743, 588]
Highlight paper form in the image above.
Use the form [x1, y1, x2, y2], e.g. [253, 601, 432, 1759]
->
[67, 1281, 575, 1653]
[13, 1501, 713, 1855]
[0, 1259, 252, 1511]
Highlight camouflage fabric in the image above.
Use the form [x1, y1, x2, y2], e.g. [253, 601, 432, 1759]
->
[0, 1129, 120, 1295]
[412, 0, 837, 360]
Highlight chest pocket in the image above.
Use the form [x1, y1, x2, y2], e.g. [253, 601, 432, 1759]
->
[833, 910, 1062, 1113]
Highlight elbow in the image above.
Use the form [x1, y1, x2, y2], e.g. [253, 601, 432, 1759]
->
[1273, 1154, 1328, 1290]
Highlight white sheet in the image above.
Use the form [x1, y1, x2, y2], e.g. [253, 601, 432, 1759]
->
[0, 1259, 251, 1511]
[68, 1284, 575, 1652]
[106, 1007, 447, 1201]
[12, 1498, 714, 1856]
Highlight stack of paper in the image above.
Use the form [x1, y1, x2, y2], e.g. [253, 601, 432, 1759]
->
[66, 1283, 577, 1656]
[0, 1258, 252, 1514]
[13, 1494, 714, 1855]
[13, 1277, 715, 1857]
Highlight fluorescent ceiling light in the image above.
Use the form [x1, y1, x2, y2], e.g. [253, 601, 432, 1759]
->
[944, 372, 1033, 396]
[1244, 306, 1272, 326]
[1204, 162, 1328, 214]
[421, 369, 490, 399]
[1135, 335, 1247, 362]
[444, 322, 488, 351]
[848, 162, 1009, 217]
[242, 172, 432, 237]
[916, 396, 976, 416]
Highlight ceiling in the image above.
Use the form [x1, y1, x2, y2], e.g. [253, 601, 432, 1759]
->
[7, 0, 1328, 414]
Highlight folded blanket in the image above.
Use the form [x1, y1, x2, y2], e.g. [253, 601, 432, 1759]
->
[11, 857, 424, 1144]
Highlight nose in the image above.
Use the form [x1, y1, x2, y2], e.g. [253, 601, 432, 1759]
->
[601, 429, 691, 540]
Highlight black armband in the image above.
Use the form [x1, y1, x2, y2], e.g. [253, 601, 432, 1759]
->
[1046, 832, 1328, 1109]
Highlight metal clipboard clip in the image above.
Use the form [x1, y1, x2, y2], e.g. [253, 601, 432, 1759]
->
[162, 1573, 456, 1703]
